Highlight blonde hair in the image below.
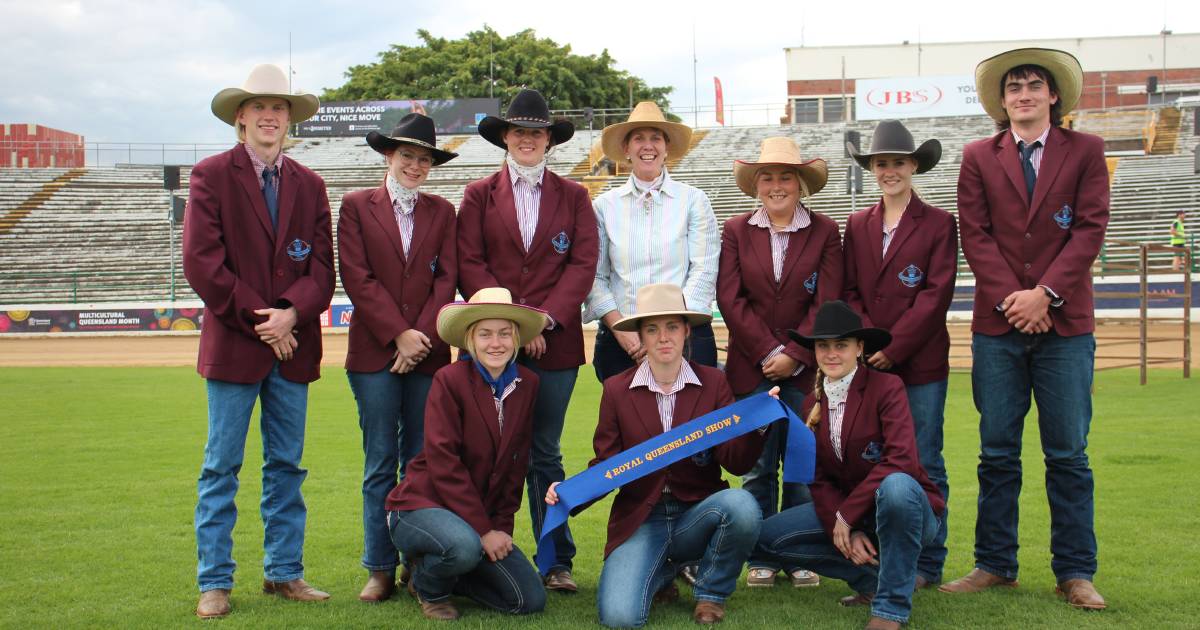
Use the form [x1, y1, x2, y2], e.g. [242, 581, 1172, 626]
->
[462, 319, 522, 364]
[805, 367, 825, 430]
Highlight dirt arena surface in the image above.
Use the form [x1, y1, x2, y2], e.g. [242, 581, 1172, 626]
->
[1, 322, 1194, 371]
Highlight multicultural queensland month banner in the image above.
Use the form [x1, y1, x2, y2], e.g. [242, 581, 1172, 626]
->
[295, 98, 501, 137]
[0, 307, 202, 334]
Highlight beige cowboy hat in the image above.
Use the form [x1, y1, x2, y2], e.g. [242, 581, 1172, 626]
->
[611, 283, 712, 332]
[436, 287, 548, 350]
[974, 47, 1083, 123]
[600, 101, 693, 164]
[734, 136, 828, 198]
[211, 63, 320, 126]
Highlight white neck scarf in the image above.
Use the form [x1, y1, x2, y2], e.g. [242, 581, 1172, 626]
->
[632, 170, 665, 211]
[506, 154, 546, 188]
[385, 173, 418, 213]
[824, 365, 857, 408]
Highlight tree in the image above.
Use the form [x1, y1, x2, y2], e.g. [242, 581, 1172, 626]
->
[321, 27, 673, 114]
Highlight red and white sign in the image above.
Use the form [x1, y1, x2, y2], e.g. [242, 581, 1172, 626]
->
[856, 75, 985, 120]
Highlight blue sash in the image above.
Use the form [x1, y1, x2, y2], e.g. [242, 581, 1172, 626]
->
[534, 392, 814, 574]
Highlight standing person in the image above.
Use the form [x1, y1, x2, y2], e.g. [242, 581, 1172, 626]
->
[386, 288, 549, 620]
[717, 136, 840, 588]
[586, 101, 720, 382]
[1170, 210, 1187, 271]
[184, 63, 334, 618]
[337, 113, 459, 602]
[940, 48, 1109, 610]
[457, 88, 599, 592]
[843, 119, 957, 589]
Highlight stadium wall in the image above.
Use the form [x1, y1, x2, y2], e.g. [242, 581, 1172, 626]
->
[0, 124, 85, 168]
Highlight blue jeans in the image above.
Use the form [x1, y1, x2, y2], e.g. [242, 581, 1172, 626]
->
[347, 368, 433, 572]
[195, 363, 309, 592]
[597, 489, 761, 628]
[593, 322, 718, 382]
[388, 508, 546, 614]
[753, 473, 939, 624]
[519, 361, 578, 573]
[971, 331, 1097, 582]
[905, 379, 949, 583]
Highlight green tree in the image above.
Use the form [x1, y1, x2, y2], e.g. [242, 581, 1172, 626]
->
[322, 27, 673, 114]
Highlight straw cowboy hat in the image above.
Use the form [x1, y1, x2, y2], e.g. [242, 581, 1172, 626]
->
[477, 88, 575, 150]
[366, 113, 459, 166]
[788, 300, 892, 356]
[210, 63, 320, 126]
[436, 287, 548, 350]
[974, 47, 1083, 123]
[600, 101, 693, 164]
[847, 119, 942, 174]
[611, 283, 712, 332]
[734, 136, 828, 198]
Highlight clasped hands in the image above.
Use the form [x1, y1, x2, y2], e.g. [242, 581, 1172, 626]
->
[254, 307, 299, 361]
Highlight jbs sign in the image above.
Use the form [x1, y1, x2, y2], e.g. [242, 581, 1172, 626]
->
[856, 75, 984, 120]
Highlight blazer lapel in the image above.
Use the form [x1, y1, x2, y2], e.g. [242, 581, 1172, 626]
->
[469, 372, 502, 452]
[632, 387, 667, 438]
[367, 184, 408, 264]
[865, 203, 884, 268]
[1027, 127, 1070, 227]
[671, 382, 703, 429]
[879, 197, 925, 272]
[747, 222, 776, 285]
[491, 168, 526, 254]
[838, 369, 869, 456]
[273, 157, 300, 254]
[527, 173, 561, 260]
[232, 149, 276, 238]
[407, 194, 435, 264]
[779, 216, 815, 288]
[992, 132, 1029, 208]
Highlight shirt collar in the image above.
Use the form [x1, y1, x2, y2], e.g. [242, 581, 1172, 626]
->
[747, 204, 810, 232]
[617, 168, 679, 199]
[506, 158, 546, 188]
[629, 359, 701, 395]
[243, 142, 284, 176]
[385, 173, 419, 213]
[1011, 125, 1051, 149]
[824, 366, 858, 407]
[475, 360, 520, 399]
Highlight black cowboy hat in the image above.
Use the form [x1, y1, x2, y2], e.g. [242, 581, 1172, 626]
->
[787, 300, 892, 356]
[477, 88, 575, 150]
[846, 119, 941, 174]
[365, 113, 458, 166]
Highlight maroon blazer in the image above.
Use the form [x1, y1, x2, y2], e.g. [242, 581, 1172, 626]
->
[805, 368, 944, 537]
[337, 184, 457, 375]
[385, 360, 539, 536]
[958, 126, 1109, 336]
[716, 210, 843, 395]
[183, 145, 335, 384]
[586, 363, 765, 557]
[456, 168, 599, 370]
[842, 196, 957, 385]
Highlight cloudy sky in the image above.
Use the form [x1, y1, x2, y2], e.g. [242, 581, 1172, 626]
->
[2, 0, 1197, 144]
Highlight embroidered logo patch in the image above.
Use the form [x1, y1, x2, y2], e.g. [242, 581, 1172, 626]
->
[803, 271, 818, 294]
[1054, 205, 1073, 230]
[898, 264, 924, 288]
[552, 231, 570, 254]
[430, 255, 438, 273]
[691, 449, 713, 467]
[861, 441, 882, 464]
[286, 239, 311, 262]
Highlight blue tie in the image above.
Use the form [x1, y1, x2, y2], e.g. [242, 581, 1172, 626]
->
[262, 166, 279, 231]
[1017, 140, 1039, 203]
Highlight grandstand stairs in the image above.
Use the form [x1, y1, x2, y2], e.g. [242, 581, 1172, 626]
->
[667, 129, 709, 170]
[1149, 107, 1182, 155]
[0, 168, 85, 236]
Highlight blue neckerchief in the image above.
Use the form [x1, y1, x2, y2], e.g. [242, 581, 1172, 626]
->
[474, 359, 519, 398]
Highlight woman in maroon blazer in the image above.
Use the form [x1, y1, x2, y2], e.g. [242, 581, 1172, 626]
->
[751, 301, 944, 630]
[842, 119, 956, 586]
[385, 288, 548, 620]
[718, 136, 841, 588]
[456, 89, 599, 589]
[337, 114, 459, 602]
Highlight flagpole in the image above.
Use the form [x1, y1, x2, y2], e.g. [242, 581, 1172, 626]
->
[692, 23, 698, 128]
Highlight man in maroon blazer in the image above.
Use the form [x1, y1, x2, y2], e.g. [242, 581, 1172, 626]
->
[941, 48, 1108, 610]
[184, 64, 334, 618]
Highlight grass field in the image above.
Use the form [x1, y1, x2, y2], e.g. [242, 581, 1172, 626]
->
[0, 367, 1196, 629]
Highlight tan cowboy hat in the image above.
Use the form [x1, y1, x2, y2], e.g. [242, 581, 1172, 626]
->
[211, 64, 320, 126]
[734, 136, 828, 198]
[611, 283, 712, 332]
[436, 287, 548, 350]
[974, 48, 1083, 123]
[601, 101, 693, 164]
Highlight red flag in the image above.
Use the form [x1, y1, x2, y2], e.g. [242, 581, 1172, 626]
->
[714, 77, 725, 126]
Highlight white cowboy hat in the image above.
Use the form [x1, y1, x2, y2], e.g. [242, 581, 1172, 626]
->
[974, 48, 1083, 123]
[600, 101, 693, 164]
[211, 63, 320, 126]
[436, 287, 548, 350]
[733, 136, 828, 198]
[611, 283, 712, 332]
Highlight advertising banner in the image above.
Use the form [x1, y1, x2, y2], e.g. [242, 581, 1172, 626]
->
[296, 98, 501, 137]
[0, 307, 203, 334]
[855, 75, 985, 120]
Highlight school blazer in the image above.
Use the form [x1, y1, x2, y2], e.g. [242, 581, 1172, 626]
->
[456, 167, 599, 370]
[957, 126, 1110, 336]
[842, 196, 957, 384]
[337, 184, 457, 375]
[182, 145, 335, 384]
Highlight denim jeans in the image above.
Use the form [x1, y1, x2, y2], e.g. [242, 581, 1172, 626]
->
[905, 379, 949, 583]
[752, 473, 938, 624]
[518, 361, 578, 573]
[593, 322, 718, 382]
[971, 331, 1097, 582]
[597, 489, 761, 628]
[388, 508, 546, 614]
[347, 368, 433, 572]
[195, 363, 309, 592]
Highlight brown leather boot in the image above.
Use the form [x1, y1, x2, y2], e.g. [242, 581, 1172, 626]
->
[408, 579, 461, 620]
[839, 592, 874, 607]
[692, 600, 725, 624]
[262, 578, 331, 601]
[864, 616, 902, 630]
[358, 571, 396, 602]
[937, 568, 1018, 593]
[1057, 579, 1106, 610]
[196, 589, 230, 618]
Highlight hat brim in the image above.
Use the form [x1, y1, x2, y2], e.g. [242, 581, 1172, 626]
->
[211, 89, 320, 126]
[600, 120, 693, 164]
[436, 301, 548, 350]
[365, 132, 458, 166]
[975, 48, 1082, 123]
[611, 310, 712, 332]
[478, 116, 575, 150]
[733, 158, 828, 198]
[848, 138, 942, 174]
[786, 326, 892, 356]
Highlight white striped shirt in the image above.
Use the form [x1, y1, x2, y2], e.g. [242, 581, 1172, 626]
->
[585, 170, 720, 322]
[881, 219, 900, 258]
[386, 174, 417, 258]
[507, 164, 543, 252]
[824, 367, 856, 462]
[629, 360, 701, 433]
[493, 377, 522, 435]
[1011, 125, 1050, 175]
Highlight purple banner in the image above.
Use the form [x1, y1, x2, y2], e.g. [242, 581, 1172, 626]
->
[0, 308, 203, 334]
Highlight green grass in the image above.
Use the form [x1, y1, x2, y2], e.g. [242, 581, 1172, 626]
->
[0, 367, 1196, 629]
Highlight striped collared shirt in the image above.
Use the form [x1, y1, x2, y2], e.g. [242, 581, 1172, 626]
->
[824, 367, 856, 462]
[585, 169, 720, 322]
[507, 164, 543, 252]
[1011, 125, 1051, 175]
[629, 359, 702, 433]
[493, 377, 523, 435]
[244, 143, 284, 190]
[748, 206, 809, 376]
[386, 174, 417, 258]
[881, 218, 900, 257]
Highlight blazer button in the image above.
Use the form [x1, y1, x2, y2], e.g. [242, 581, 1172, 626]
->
[1024, 232, 1032, 239]
[404, 272, 410, 279]
[1024, 263, 1032, 270]
[402, 304, 409, 311]
[775, 296, 782, 303]
[774, 329, 782, 336]
[275, 269, 283, 277]
[519, 298, 526, 304]
[522, 266, 529, 274]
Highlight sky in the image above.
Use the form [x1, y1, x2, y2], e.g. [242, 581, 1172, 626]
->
[2, 0, 1198, 144]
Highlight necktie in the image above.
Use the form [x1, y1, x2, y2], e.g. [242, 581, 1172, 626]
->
[1017, 140, 1039, 203]
[262, 167, 279, 231]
